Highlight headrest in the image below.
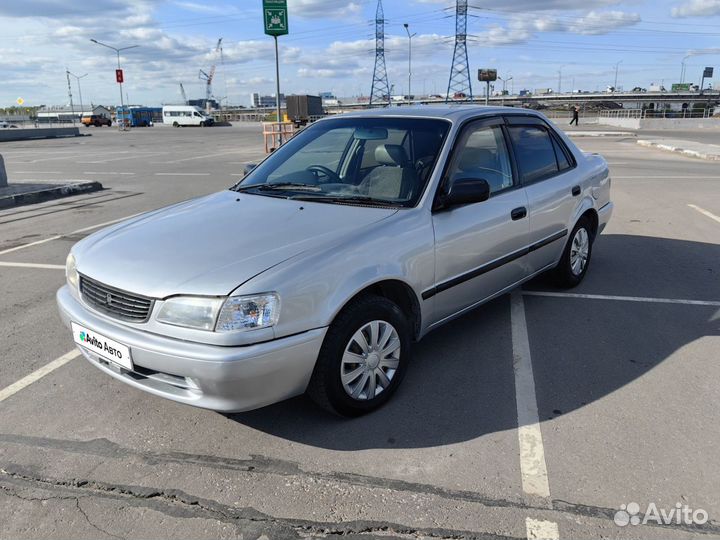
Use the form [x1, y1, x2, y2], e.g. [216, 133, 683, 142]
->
[458, 147, 495, 172]
[375, 144, 408, 166]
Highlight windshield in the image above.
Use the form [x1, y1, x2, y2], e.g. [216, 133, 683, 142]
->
[233, 117, 450, 207]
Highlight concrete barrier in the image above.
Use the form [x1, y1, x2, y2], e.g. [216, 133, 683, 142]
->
[0, 127, 81, 142]
[0, 154, 6, 188]
[599, 117, 720, 130]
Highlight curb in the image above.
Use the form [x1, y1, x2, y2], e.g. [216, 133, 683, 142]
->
[0, 181, 104, 209]
[637, 140, 720, 161]
[567, 131, 636, 137]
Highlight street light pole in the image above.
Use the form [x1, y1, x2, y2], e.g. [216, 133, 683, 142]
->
[498, 76, 512, 106]
[65, 69, 76, 126]
[613, 60, 623, 91]
[403, 23, 416, 105]
[680, 55, 691, 83]
[90, 39, 139, 130]
[558, 65, 566, 94]
[67, 70, 88, 120]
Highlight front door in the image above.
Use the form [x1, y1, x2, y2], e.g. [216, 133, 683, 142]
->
[429, 118, 531, 325]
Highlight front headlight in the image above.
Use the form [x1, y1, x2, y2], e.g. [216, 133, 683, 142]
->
[65, 253, 79, 291]
[215, 293, 280, 332]
[156, 296, 224, 331]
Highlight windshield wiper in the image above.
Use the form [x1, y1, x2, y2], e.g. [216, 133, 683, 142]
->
[233, 182, 321, 193]
[291, 194, 401, 207]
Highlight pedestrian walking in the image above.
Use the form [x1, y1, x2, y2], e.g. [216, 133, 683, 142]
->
[569, 106, 580, 126]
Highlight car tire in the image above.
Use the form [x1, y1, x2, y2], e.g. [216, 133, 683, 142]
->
[200, 121, 206, 127]
[307, 295, 411, 417]
[173, 121, 179, 128]
[553, 216, 594, 288]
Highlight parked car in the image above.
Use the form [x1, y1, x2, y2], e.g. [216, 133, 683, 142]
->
[57, 107, 613, 416]
[81, 114, 112, 127]
[0, 120, 18, 128]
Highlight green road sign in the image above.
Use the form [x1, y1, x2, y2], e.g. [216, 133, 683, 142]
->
[263, 0, 288, 36]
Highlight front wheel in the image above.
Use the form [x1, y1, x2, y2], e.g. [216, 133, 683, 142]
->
[553, 217, 594, 287]
[172, 121, 179, 128]
[307, 295, 411, 416]
[200, 121, 206, 127]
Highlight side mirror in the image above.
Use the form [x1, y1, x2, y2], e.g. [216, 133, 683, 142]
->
[242, 163, 258, 176]
[443, 178, 490, 208]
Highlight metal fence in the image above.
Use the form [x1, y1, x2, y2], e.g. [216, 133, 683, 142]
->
[599, 108, 716, 119]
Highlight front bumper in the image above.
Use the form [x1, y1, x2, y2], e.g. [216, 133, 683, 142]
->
[56, 285, 326, 412]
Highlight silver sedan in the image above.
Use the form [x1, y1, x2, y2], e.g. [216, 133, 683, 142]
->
[57, 106, 612, 416]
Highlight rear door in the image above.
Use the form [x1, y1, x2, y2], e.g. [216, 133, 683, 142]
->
[429, 117, 530, 324]
[505, 116, 579, 273]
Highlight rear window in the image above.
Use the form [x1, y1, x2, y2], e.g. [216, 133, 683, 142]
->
[508, 126, 559, 183]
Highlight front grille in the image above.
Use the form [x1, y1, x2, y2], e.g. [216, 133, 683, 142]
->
[80, 275, 153, 323]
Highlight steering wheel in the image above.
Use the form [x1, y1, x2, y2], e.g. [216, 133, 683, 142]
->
[306, 165, 341, 184]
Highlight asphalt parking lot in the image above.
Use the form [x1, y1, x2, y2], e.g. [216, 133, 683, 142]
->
[0, 124, 718, 539]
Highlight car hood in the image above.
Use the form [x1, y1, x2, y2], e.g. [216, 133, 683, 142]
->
[75, 190, 397, 298]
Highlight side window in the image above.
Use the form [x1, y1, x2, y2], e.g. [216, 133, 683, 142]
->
[449, 124, 513, 194]
[508, 126, 559, 183]
[551, 135, 571, 172]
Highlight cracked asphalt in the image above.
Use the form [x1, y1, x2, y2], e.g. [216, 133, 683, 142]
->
[0, 124, 718, 539]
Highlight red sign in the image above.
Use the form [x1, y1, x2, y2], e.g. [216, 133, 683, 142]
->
[115, 69, 124, 83]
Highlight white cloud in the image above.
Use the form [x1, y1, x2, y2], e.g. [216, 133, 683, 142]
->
[574, 10, 640, 34]
[671, 0, 720, 17]
[471, 10, 640, 45]
[288, 0, 364, 19]
[415, 0, 622, 9]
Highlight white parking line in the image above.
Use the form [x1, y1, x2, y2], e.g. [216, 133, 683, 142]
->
[155, 172, 210, 176]
[0, 213, 140, 256]
[614, 175, 720, 179]
[688, 204, 720, 225]
[510, 292, 552, 499]
[165, 150, 243, 164]
[11, 171, 64, 174]
[511, 292, 558, 537]
[522, 290, 720, 307]
[0, 350, 80, 403]
[0, 262, 64, 270]
[82, 172, 135, 176]
[526, 518, 560, 540]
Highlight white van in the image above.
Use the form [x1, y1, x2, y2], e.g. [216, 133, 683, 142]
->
[162, 106, 214, 127]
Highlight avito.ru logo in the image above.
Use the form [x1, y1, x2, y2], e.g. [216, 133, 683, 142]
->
[614, 502, 708, 527]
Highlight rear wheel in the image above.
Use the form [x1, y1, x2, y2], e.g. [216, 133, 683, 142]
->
[172, 121, 179, 128]
[553, 217, 593, 287]
[307, 295, 411, 416]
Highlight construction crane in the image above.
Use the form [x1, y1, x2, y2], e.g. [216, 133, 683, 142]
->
[198, 68, 215, 102]
[198, 38, 222, 108]
[179, 82, 188, 105]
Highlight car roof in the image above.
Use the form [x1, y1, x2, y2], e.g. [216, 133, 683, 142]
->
[333, 105, 544, 123]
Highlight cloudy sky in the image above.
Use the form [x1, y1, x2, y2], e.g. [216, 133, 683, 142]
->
[1, 0, 719, 107]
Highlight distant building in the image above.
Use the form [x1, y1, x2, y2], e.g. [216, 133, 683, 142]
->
[188, 98, 219, 110]
[251, 93, 285, 108]
[36, 105, 111, 123]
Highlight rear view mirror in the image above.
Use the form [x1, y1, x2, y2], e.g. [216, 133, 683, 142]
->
[443, 178, 490, 208]
[353, 127, 388, 140]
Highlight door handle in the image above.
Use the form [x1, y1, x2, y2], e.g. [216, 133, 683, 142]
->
[572, 185, 581, 196]
[511, 207, 527, 220]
